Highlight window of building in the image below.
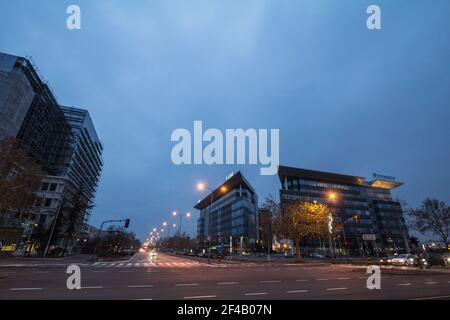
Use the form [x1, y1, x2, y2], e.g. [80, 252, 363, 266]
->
[49, 183, 57, 192]
[39, 215, 46, 224]
[44, 198, 53, 207]
[41, 183, 49, 191]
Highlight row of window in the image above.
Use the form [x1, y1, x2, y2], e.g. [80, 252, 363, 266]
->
[41, 182, 60, 192]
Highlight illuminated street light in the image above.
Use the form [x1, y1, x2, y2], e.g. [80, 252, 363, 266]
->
[197, 181, 228, 264]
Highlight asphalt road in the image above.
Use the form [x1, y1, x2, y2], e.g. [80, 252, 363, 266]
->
[1, 252, 449, 300]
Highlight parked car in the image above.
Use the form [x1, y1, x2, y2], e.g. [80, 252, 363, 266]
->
[309, 252, 326, 259]
[390, 254, 417, 266]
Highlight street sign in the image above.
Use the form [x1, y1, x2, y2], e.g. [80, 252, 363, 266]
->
[362, 234, 376, 241]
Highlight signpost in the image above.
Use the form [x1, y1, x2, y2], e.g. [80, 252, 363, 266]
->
[362, 234, 376, 241]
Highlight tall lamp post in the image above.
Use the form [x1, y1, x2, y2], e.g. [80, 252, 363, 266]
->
[197, 182, 227, 264]
[172, 211, 192, 236]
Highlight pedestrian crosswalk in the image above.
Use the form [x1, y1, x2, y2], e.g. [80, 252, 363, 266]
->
[88, 260, 265, 269]
[90, 261, 213, 268]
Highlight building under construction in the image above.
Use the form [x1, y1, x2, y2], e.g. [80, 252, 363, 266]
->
[0, 52, 103, 254]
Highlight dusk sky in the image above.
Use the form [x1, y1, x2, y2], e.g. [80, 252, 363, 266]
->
[1, 0, 449, 241]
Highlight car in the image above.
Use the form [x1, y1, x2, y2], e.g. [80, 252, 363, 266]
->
[390, 254, 417, 266]
[309, 252, 326, 259]
[379, 255, 396, 265]
[427, 253, 447, 267]
[442, 252, 450, 266]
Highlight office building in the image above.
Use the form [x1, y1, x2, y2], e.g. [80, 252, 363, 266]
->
[278, 165, 410, 255]
[0, 52, 103, 254]
[195, 172, 258, 253]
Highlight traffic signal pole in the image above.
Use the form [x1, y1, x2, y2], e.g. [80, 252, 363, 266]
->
[93, 218, 130, 261]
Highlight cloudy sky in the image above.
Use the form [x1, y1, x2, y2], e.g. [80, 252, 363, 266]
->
[1, 0, 449, 240]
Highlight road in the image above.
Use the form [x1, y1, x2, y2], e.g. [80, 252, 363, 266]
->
[1, 252, 450, 300]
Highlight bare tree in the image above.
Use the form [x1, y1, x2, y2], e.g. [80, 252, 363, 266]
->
[59, 186, 94, 256]
[408, 198, 450, 248]
[0, 138, 43, 216]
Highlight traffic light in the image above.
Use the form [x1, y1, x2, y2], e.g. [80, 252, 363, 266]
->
[124, 219, 130, 228]
[354, 215, 360, 224]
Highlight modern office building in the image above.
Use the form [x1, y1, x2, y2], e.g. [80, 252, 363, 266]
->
[278, 165, 410, 256]
[195, 172, 258, 253]
[0, 52, 73, 175]
[0, 52, 103, 254]
[0, 53, 35, 139]
[60, 106, 103, 218]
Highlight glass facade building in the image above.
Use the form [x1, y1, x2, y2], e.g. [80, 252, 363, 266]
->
[195, 172, 258, 252]
[278, 166, 410, 256]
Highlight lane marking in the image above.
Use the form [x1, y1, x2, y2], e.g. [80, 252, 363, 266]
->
[296, 279, 310, 282]
[287, 290, 309, 294]
[260, 280, 281, 284]
[316, 279, 329, 281]
[245, 292, 268, 296]
[82, 286, 103, 289]
[326, 287, 348, 291]
[175, 283, 199, 287]
[412, 295, 450, 301]
[397, 283, 412, 286]
[217, 282, 239, 285]
[128, 285, 155, 288]
[337, 277, 350, 280]
[184, 295, 217, 299]
[425, 282, 438, 285]
[92, 271, 107, 273]
[32, 271, 50, 274]
[10, 288, 42, 291]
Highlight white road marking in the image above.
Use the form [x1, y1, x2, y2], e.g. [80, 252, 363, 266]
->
[92, 271, 107, 273]
[245, 292, 268, 296]
[287, 290, 309, 294]
[326, 287, 348, 291]
[128, 285, 155, 288]
[425, 282, 438, 285]
[260, 280, 281, 284]
[337, 277, 350, 280]
[10, 288, 42, 291]
[81, 286, 103, 289]
[184, 295, 217, 299]
[397, 283, 412, 286]
[316, 278, 329, 281]
[296, 279, 310, 282]
[175, 283, 199, 287]
[32, 271, 50, 274]
[217, 282, 239, 285]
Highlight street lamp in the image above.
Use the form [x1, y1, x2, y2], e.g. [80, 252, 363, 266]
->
[328, 192, 338, 261]
[197, 182, 227, 264]
[175, 211, 192, 236]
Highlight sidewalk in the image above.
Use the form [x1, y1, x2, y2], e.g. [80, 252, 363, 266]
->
[0, 254, 93, 266]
